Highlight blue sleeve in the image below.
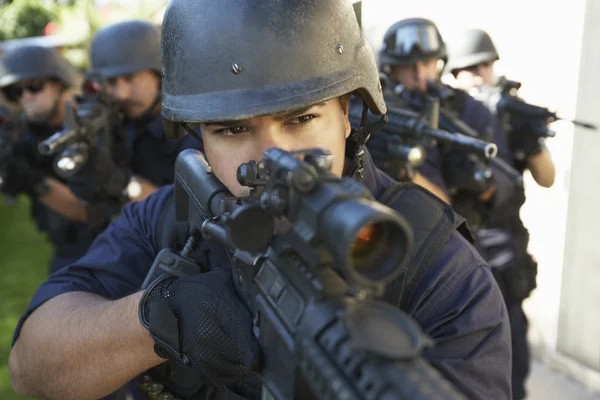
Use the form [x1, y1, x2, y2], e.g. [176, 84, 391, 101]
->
[12, 185, 174, 344]
[417, 144, 449, 195]
[407, 233, 512, 400]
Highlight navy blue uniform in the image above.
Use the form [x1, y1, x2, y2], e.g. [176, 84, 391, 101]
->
[471, 87, 538, 400]
[458, 92, 531, 400]
[124, 115, 203, 187]
[14, 151, 512, 400]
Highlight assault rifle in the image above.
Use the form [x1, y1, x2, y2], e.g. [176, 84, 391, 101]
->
[495, 76, 596, 138]
[139, 148, 467, 400]
[37, 73, 123, 178]
[394, 81, 524, 190]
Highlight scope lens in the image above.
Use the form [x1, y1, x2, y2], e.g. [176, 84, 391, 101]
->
[350, 222, 393, 277]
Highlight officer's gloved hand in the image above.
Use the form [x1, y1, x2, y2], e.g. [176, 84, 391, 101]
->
[1, 156, 45, 197]
[68, 147, 128, 203]
[511, 127, 544, 160]
[139, 267, 260, 388]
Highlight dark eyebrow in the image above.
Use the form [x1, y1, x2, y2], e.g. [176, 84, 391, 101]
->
[203, 101, 328, 127]
[272, 101, 327, 121]
[204, 120, 246, 127]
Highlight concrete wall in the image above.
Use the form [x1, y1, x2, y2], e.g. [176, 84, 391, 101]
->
[557, 0, 600, 373]
[361, 0, 599, 388]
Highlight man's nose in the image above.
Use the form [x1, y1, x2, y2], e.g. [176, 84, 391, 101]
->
[415, 63, 428, 91]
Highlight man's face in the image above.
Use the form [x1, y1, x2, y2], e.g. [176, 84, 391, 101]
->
[199, 97, 352, 197]
[388, 58, 439, 92]
[106, 70, 160, 118]
[454, 61, 495, 90]
[9, 79, 63, 122]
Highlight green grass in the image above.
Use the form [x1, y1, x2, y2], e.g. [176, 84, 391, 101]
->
[0, 195, 52, 399]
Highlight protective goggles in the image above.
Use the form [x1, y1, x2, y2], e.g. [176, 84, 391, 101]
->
[382, 24, 442, 58]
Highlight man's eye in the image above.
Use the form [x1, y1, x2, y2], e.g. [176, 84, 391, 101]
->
[288, 114, 316, 125]
[215, 126, 248, 136]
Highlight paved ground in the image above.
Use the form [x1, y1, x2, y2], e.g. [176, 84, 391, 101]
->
[527, 360, 600, 400]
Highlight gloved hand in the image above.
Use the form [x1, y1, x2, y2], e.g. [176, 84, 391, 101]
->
[510, 123, 545, 160]
[139, 267, 260, 388]
[0, 156, 45, 197]
[67, 146, 129, 203]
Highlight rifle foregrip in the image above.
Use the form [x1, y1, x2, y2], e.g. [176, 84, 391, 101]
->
[295, 319, 467, 400]
[382, 358, 468, 400]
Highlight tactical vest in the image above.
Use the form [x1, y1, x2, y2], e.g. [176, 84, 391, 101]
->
[143, 183, 473, 399]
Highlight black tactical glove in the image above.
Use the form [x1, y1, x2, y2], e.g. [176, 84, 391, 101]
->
[139, 267, 260, 388]
[67, 146, 129, 203]
[1, 156, 46, 197]
[510, 125, 545, 160]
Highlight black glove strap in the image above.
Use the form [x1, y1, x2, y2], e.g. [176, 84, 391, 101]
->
[139, 275, 191, 367]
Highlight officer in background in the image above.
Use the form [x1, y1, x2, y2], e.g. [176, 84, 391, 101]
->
[67, 20, 203, 207]
[446, 28, 556, 400]
[446, 28, 556, 188]
[371, 18, 516, 230]
[0, 45, 98, 272]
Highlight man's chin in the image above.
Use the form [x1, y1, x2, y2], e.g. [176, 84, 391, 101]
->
[24, 111, 51, 124]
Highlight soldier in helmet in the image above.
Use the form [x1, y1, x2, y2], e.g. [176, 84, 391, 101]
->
[373, 18, 523, 245]
[446, 28, 555, 400]
[369, 18, 452, 203]
[9, 2, 510, 399]
[66, 20, 203, 208]
[446, 28, 556, 188]
[0, 45, 100, 272]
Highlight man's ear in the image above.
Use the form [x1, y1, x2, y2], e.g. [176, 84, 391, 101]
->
[340, 95, 351, 139]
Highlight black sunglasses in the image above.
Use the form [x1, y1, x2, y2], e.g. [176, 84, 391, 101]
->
[2, 80, 47, 103]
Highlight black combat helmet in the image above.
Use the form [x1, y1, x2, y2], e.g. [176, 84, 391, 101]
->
[445, 29, 500, 73]
[0, 45, 76, 90]
[160, 0, 386, 140]
[379, 18, 447, 71]
[90, 20, 161, 78]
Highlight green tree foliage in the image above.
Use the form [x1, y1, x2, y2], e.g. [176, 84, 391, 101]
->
[0, 0, 58, 41]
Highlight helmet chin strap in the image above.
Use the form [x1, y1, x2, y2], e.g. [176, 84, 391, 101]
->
[344, 100, 387, 180]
